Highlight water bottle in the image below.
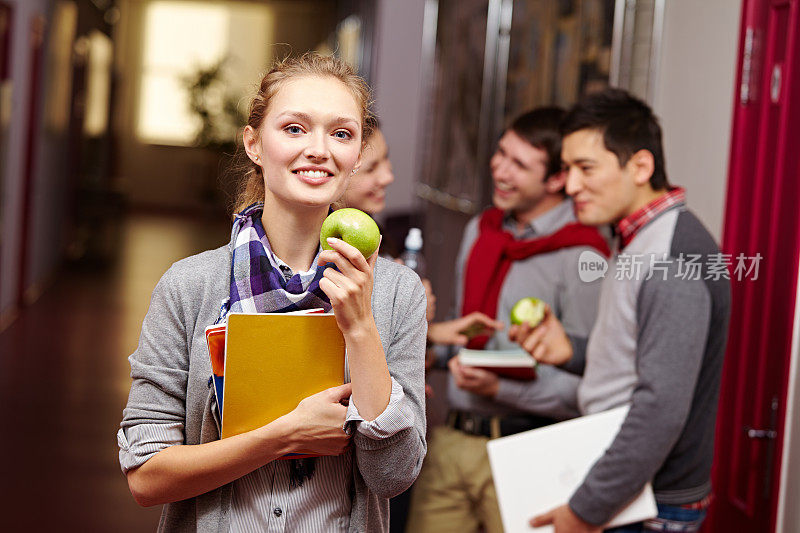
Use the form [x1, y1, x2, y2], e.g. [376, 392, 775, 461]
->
[400, 227, 426, 277]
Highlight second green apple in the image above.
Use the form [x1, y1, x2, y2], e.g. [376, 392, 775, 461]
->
[510, 297, 546, 328]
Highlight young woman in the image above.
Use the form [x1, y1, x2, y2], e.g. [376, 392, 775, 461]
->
[117, 53, 427, 532]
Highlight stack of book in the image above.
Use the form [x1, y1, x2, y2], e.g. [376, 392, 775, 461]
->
[458, 347, 538, 380]
[205, 309, 345, 457]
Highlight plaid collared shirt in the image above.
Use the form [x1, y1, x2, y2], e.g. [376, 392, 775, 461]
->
[616, 187, 686, 249]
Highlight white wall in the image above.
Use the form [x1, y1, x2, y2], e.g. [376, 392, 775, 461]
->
[371, 0, 426, 220]
[652, 0, 742, 241]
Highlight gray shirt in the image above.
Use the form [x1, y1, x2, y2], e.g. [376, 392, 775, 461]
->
[447, 199, 603, 420]
[118, 247, 428, 532]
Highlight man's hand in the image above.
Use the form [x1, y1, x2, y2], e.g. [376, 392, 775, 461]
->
[508, 306, 572, 366]
[428, 312, 504, 346]
[448, 355, 500, 397]
[530, 504, 602, 533]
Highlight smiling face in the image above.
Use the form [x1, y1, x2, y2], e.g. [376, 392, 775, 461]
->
[343, 128, 394, 214]
[562, 128, 645, 226]
[243, 75, 363, 210]
[490, 130, 553, 221]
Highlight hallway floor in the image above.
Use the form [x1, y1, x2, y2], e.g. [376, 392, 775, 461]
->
[0, 211, 230, 531]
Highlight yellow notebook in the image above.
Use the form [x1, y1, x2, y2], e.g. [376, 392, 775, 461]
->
[221, 312, 346, 439]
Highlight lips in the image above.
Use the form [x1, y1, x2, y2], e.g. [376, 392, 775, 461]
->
[573, 199, 590, 212]
[494, 183, 514, 197]
[293, 167, 334, 185]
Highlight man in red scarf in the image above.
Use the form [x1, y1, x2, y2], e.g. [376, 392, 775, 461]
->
[407, 108, 609, 533]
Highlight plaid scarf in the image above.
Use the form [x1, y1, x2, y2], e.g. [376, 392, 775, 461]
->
[217, 202, 333, 486]
[227, 202, 332, 316]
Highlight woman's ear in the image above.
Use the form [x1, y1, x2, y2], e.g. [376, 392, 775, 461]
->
[351, 152, 363, 175]
[630, 149, 656, 186]
[544, 170, 567, 194]
[243, 125, 262, 165]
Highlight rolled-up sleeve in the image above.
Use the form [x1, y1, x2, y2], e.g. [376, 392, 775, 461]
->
[118, 423, 184, 473]
[345, 377, 415, 439]
[118, 265, 190, 473]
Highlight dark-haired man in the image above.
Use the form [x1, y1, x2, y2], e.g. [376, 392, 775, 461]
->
[407, 108, 609, 533]
[514, 89, 731, 532]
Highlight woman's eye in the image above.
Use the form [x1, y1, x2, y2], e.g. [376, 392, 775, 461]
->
[333, 130, 352, 140]
[285, 125, 303, 134]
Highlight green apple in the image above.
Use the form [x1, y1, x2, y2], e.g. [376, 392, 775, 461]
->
[320, 208, 381, 259]
[510, 297, 546, 327]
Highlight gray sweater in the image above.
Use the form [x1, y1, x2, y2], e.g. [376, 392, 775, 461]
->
[118, 246, 428, 532]
[568, 206, 731, 525]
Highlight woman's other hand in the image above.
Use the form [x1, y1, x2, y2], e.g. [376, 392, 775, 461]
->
[281, 383, 353, 456]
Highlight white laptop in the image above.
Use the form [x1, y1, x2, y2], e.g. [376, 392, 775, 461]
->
[487, 405, 657, 532]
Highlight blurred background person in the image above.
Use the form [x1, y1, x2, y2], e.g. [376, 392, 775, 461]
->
[342, 118, 395, 219]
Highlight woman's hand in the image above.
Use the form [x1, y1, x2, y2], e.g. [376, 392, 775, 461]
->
[280, 383, 353, 456]
[125, 384, 353, 507]
[318, 237, 391, 421]
[318, 237, 379, 335]
[427, 312, 505, 346]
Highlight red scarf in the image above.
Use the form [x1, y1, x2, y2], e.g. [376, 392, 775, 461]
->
[461, 208, 611, 348]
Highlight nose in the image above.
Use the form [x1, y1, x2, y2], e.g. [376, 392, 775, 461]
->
[492, 156, 510, 180]
[303, 132, 329, 161]
[565, 167, 582, 197]
[490, 152, 501, 171]
[378, 161, 395, 186]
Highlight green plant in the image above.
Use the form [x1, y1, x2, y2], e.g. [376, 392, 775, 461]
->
[182, 58, 246, 153]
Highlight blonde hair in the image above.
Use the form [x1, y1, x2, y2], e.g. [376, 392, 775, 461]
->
[231, 52, 374, 215]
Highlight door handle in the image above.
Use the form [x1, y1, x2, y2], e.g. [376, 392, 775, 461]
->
[744, 427, 777, 440]
[742, 396, 780, 499]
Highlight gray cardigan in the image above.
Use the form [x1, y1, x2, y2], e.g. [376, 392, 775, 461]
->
[118, 245, 428, 532]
